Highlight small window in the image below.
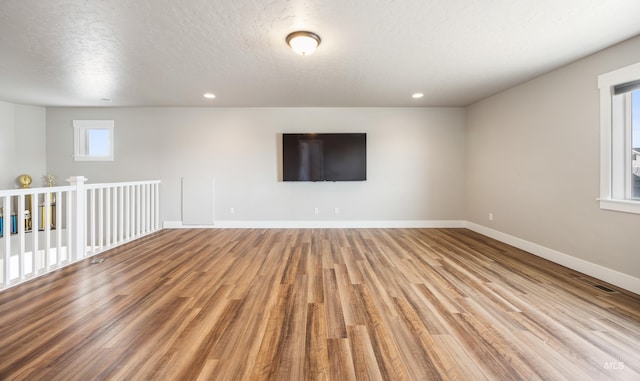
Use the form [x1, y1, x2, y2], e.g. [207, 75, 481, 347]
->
[598, 63, 640, 214]
[73, 120, 114, 161]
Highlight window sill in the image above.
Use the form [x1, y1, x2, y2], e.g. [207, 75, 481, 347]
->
[73, 156, 114, 162]
[598, 198, 640, 214]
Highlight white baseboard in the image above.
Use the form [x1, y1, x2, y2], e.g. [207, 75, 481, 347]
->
[162, 220, 466, 229]
[465, 221, 640, 295]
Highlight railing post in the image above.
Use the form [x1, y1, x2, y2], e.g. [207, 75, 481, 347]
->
[67, 176, 87, 261]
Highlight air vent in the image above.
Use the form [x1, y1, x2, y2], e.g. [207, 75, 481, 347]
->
[593, 284, 616, 293]
[90, 258, 105, 264]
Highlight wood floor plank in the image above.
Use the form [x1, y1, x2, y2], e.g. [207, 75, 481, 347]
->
[272, 274, 308, 381]
[323, 268, 348, 339]
[431, 334, 493, 380]
[327, 338, 357, 381]
[0, 228, 638, 380]
[250, 284, 294, 380]
[305, 302, 330, 380]
[334, 264, 366, 326]
[390, 295, 445, 380]
[352, 283, 410, 379]
[346, 325, 384, 381]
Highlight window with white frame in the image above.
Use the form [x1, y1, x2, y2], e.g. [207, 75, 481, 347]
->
[73, 120, 114, 161]
[598, 62, 640, 214]
[631, 90, 640, 199]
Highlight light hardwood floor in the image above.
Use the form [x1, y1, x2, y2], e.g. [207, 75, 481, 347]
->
[0, 228, 638, 380]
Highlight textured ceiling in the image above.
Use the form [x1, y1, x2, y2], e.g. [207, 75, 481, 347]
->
[0, 0, 639, 107]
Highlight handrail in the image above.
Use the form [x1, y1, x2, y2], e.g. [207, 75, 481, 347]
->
[85, 180, 161, 189]
[0, 180, 162, 195]
[0, 185, 74, 197]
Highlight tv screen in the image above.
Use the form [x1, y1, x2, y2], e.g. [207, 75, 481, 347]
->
[282, 133, 367, 181]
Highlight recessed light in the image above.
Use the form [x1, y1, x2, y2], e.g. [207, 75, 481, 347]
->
[203, 93, 216, 99]
[412, 93, 424, 99]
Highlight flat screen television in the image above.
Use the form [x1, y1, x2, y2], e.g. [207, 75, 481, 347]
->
[282, 133, 367, 181]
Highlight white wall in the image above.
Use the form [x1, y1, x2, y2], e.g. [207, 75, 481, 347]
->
[0, 100, 46, 189]
[45, 107, 466, 224]
[466, 35, 640, 279]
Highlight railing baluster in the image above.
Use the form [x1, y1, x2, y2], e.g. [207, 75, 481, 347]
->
[149, 185, 155, 231]
[156, 183, 160, 230]
[89, 188, 95, 255]
[2, 196, 10, 287]
[66, 190, 73, 262]
[105, 188, 111, 248]
[18, 195, 25, 279]
[99, 188, 104, 252]
[30, 193, 39, 274]
[44, 191, 51, 270]
[118, 186, 124, 242]
[55, 191, 62, 266]
[14, 195, 24, 280]
[147, 184, 152, 232]
[149, 184, 154, 231]
[130, 185, 135, 237]
[112, 186, 118, 246]
[131, 185, 136, 237]
[136, 185, 141, 237]
[125, 186, 130, 241]
[140, 184, 147, 233]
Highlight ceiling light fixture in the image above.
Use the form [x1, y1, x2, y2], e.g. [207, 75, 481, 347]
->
[286, 31, 321, 56]
[203, 93, 216, 99]
[412, 93, 424, 99]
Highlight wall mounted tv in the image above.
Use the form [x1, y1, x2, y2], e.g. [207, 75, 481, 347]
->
[282, 133, 367, 181]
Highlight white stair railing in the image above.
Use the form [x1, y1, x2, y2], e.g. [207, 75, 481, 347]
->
[0, 176, 161, 290]
[85, 180, 161, 256]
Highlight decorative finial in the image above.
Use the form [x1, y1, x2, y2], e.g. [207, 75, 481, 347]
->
[18, 174, 32, 188]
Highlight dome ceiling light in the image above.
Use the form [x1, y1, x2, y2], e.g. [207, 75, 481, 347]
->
[286, 31, 321, 56]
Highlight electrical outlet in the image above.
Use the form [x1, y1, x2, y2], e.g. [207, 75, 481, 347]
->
[334, 207, 340, 214]
[488, 213, 493, 221]
[229, 207, 235, 215]
[314, 207, 319, 215]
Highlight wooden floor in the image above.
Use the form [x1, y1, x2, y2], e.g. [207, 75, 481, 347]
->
[0, 228, 639, 380]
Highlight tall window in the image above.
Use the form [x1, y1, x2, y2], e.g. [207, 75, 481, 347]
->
[632, 90, 640, 199]
[598, 63, 640, 214]
[73, 120, 114, 161]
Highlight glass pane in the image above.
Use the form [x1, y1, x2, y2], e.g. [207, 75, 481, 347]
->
[632, 89, 640, 198]
[87, 129, 111, 156]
